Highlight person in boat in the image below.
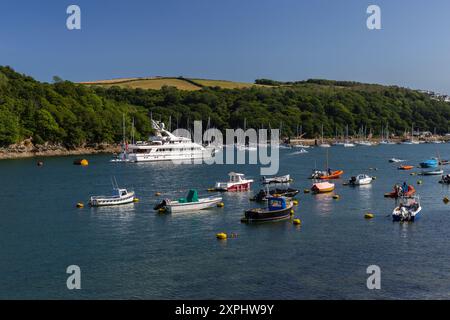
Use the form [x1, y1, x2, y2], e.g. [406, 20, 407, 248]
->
[402, 182, 408, 193]
[327, 168, 332, 175]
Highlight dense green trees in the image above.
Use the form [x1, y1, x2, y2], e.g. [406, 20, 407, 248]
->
[1, 65, 450, 148]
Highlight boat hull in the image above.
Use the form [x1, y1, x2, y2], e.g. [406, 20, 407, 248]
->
[89, 193, 135, 207]
[242, 205, 293, 223]
[318, 170, 344, 180]
[216, 182, 252, 192]
[167, 197, 222, 213]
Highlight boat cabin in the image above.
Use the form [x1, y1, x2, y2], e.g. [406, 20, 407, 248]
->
[268, 197, 287, 211]
[228, 172, 246, 182]
[113, 188, 129, 197]
[177, 189, 199, 203]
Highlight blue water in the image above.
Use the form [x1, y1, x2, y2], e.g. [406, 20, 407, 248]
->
[1, 144, 450, 299]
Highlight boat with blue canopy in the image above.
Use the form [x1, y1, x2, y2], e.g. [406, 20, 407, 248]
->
[420, 158, 438, 168]
[242, 196, 294, 223]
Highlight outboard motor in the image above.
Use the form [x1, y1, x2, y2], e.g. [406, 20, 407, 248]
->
[153, 199, 168, 210]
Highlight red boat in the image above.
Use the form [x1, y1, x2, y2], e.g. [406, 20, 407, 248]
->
[384, 185, 416, 198]
[318, 170, 344, 180]
[215, 172, 254, 192]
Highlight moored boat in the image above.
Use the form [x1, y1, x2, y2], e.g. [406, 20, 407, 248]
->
[89, 187, 135, 207]
[250, 188, 299, 202]
[439, 174, 450, 184]
[311, 181, 335, 193]
[421, 169, 444, 176]
[318, 170, 344, 180]
[398, 165, 414, 170]
[154, 189, 222, 213]
[242, 196, 294, 223]
[389, 158, 405, 163]
[392, 196, 422, 222]
[215, 172, 254, 191]
[262, 174, 291, 184]
[347, 174, 373, 186]
[420, 159, 438, 168]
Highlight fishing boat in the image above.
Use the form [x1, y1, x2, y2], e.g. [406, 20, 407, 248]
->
[311, 181, 335, 193]
[389, 158, 405, 163]
[421, 169, 444, 176]
[250, 188, 299, 202]
[347, 174, 373, 186]
[242, 196, 293, 223]
[392, 196, 422, 222]
[384, 184, 416, 198]
[154, 189, 222, 213]
[261, 174, 291, 184]
[89, 179, 135, 207]
[398, 165, 414, 170]
[420, 159, 438, 168]
[215, 172, 254, 191]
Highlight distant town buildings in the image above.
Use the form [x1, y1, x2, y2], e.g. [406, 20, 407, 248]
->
[418, 90, 450, 102]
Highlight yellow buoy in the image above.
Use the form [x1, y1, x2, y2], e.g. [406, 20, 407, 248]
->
[417, 180, 423, 185]
[365, 213, 374, 219]
[80, 159, 88, 166]
[304, 189, 310, 194]
[443, 197, 449, 204]
[216, 232, 227, 240]
[290, 209, 295, 215]
[293, 200, 299, 206]
[158, 207, 167, 213]
[76, 202, 84, 208]
[333, 195, 340, 200]
[217, 202, 225, 208]
[133, 197, 139, 202]
[207, 188, 215, 192]
[293, 218, 301, 225]
[155, 192, 161, 196]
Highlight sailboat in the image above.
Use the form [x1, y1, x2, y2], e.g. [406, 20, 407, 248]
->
[401, 124, 420, 145]
[343, 125, 355, 147]
[310, 148, 344, 179]
[319, 124, 331, 148]
[111, 114, 131, 162]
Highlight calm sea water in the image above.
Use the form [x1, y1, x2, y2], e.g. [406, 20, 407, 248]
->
[1, 144, 450, 299]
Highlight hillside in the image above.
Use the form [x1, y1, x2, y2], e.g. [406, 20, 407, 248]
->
[1, 65, 450, 150]
[81, 77, 268, 91]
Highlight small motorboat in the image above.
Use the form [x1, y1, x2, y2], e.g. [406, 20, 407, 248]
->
[384, 184, 416, 198]
[319, 170, 344, 180]
[250, 188, 299, 202]
[261, 174, 291, 184]
[392, 197, 422, 222]
[215, 172, 254, 191]
[389, 158, 405, 163]
[398, 165, 414, 170]
[421, 169, 444, 176]
[311, 182, 335, 193]
[89, 187, 135, 206]
[419, 159, 438, 168]
[242, 196, 294, 223]
[154, 189, 222, 213]
[347, 174, 373, 186]
[439, 174, 450, 184]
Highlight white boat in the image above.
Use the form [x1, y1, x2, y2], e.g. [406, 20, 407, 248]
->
[355, 141, 373, 146]
[392, 197, 422, 222]
[344, 143, 355, 147]
[389, 158, 406, 163]
[290, 148, 308, 155]
[293, 144, 310, 149]
[262, 174, 291, 184]
[125, 120, 212, 162]
[421, 169, 444, 176]
[215, 172, 254, 191]
[89, 181, 135, 207]
[348, 174, 373, 185]
[157, 190, 222, 213]
[319, 143, 331, 148]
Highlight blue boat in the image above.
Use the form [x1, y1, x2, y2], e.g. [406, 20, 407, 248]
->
[420, 158, 438, 168]
[242, 197, 293, 222]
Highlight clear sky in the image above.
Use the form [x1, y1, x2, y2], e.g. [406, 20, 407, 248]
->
[1, 0, 450, 93]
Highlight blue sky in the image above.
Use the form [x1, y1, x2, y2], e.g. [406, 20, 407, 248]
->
[1, 0, 450, 93]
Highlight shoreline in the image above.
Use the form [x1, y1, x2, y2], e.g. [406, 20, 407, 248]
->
[0, 145, 121, 161]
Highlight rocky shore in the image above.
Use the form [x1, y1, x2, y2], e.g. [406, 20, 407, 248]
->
[0, 140, 120, 160]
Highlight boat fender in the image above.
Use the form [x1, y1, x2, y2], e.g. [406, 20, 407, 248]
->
[76, 202, 84, 208]
[293, 218, 301, 225]
[216, 232, 227, 240]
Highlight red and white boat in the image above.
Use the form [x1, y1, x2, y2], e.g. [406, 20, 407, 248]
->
[215, 172, 254, 191]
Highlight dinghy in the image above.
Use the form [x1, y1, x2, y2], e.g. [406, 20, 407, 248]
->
[389, 158, 405, 163]
[311, 182, 335, 193]
[154, 189, 222, 213]
[421, 169, 444, 176]
[242, 196, 294, 223]
[319, 170, 344, 180]
[398, 165, 414, 170]
[420, 159, 438, 168]
[384, 184, 416, 198]
[261, 174, 291, 184]
[392, 197, 422, 222]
